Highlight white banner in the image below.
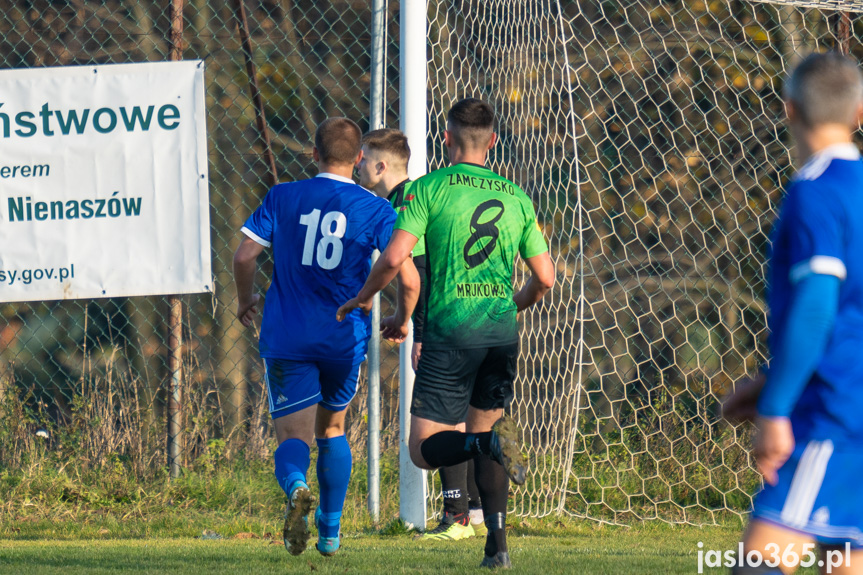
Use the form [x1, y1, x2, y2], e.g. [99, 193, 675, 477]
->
[0, 61, 211, 303]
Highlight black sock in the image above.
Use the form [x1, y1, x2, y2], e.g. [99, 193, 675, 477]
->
[420, 431, 493, 468]
[439, 462, 469, 517]
[466, 458, 481, 509]
[475, 455, 509, 555]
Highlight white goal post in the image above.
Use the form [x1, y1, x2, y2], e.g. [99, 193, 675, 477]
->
[397, 0, 429, 531]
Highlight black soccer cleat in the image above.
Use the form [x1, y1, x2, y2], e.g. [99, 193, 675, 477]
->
[489, 416, 528, 485]
[480, 551, 512, 569]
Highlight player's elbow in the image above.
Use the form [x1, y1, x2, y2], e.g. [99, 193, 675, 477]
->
[525, 252, 555, 295]
[232, 247, 255, 270]
[535, 260, 556, 292]
[382, 249, 407, 272]
[537, 270, 555, 292]
[399, 264, 421, 294]
[233, 239, 261, 271]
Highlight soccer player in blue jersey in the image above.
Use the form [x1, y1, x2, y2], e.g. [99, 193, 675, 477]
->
[232, 117, 420, 558]
[723, 52, 863, 574]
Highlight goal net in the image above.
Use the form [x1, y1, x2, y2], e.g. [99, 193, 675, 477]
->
[425, 0, 861, 524]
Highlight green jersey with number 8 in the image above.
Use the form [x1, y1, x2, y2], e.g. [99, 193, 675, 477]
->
[394, 162, 548, 350]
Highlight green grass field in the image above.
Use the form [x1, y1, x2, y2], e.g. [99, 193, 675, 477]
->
[0, 524, 736, 574]
[0, 451, 824, 574]
[0, 520, 829, 574]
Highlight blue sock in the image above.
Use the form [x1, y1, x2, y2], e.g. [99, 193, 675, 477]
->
[274, 438, 311, 498]
[316, 435, 352, 538]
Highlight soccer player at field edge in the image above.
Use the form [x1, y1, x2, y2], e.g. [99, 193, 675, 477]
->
[723, 52, 863, 574]
[357, 127, 487, 541]
[232, 117, 420, 558]
[338, 98, 555, 569]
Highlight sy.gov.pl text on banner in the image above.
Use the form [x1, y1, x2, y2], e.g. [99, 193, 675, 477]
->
[0, 60, 211, 303]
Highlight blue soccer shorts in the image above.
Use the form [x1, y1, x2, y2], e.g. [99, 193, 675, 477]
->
[264, 358, 362, 419]
[752, 439, 863, 548]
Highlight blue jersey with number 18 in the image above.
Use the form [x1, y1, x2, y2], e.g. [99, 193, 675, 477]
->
[241, 173, 396, 363]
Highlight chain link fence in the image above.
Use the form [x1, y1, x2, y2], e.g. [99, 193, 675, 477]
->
[0, 0, 404, 479]
[1, 0, 860, 526]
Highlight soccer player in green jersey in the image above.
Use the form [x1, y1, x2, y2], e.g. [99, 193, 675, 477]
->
[339, 99, 555, 568]
[357, 128, 486, 541]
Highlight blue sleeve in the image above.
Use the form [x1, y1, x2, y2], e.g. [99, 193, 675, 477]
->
[241, 187, 277, 247]
[757, 273, 840, 418]
[371, 202, 397, 252]
[783, 182, 847, 282]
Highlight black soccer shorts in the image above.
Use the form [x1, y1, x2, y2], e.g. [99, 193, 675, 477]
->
[410, 343, 517, 425]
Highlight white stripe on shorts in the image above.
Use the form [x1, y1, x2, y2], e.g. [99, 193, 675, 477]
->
[780, 440, 834, 528]
[264, 362, 274, 414]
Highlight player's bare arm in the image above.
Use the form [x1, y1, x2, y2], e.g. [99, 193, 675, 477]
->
[232, 236, 265, 327]
[513, 251, 555, 312]
[379, 257, 420, 342]
[722, 372, 765, 423]
[336, 229, 419, 320]
[411, 342, 422, 371]
[753, 416, 795, 486]
[337, 252, 418, 341]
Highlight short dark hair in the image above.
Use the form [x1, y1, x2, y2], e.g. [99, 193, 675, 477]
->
[785, 52, 863, 128]
[362, 128, 411, 168]
[315, 117, 362, 165]
[446, 98, 495, 149]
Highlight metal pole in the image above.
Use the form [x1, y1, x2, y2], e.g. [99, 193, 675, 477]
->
[232, 0, 279, 188]
[167, 297, 184, 478]
[367, 0, 387, 525]
[368, 260, 381, 524]
[398, 0, 427, 531]
[836, 12, 851, 56]
[370, 0, 386, 131]
[167, 0, 185, 479]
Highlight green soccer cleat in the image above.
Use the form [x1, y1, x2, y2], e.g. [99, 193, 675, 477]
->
[283, 483, 316, 556]
[417, 513, 476, 541]
[469, 508, 487, 536]
[489, 416, 528, 485]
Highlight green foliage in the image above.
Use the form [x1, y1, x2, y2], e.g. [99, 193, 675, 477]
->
[377, 519, 414, 537]
[0, 441, 409, 541]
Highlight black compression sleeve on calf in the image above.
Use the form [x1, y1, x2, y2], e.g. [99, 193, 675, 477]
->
[412, 254, 427, 342]
[420, 431, 494, 468]
[420, 431, 473, 468]
[439, 462, 469, 516]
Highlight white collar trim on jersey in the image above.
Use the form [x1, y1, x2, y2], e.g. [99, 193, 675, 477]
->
[795, 143, 861, 182]
[316, 172, 356, 184]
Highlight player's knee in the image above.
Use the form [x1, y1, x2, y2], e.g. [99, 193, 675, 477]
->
[408, 440, 433, 470]
[315, 420, 344, 439]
